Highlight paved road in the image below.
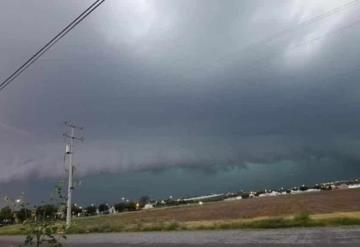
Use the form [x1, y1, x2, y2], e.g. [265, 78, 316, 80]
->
[1, 227, 360, 246]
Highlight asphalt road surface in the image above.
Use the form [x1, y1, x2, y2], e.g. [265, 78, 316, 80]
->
[0, 227, 359, 246]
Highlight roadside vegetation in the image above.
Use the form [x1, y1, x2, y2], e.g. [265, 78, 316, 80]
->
[0, 184, 67, 246]
[1, 211, 360, 235]
[63, 211, 360, 233]
[1, 188, 360, 235]
[2, 211, 359, 234]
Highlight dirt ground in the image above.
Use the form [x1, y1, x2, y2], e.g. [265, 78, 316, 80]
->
[79, 188, 360, 224]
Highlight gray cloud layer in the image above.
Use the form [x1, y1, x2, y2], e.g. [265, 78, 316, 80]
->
[1, 0, 360, 183]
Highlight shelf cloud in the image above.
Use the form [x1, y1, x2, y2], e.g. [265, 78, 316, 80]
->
[1, 0, 360, 188]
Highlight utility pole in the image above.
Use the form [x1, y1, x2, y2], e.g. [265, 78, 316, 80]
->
[63, 121, 83, 228]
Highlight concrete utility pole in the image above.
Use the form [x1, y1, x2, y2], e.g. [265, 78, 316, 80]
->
[64, 121, 83, 228]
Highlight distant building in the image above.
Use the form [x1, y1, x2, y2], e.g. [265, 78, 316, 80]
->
[224, 196, 242, 201]
[249, 192, 256, 198]
[348, 184, 360, 189]
[290, 189, 320, 195]
[109, 206, 116, 214]
[183, 193, 224, 202]
[338, 184, 348, 190]
[143, 203, 154, 210]
[259, 191, 281, 197]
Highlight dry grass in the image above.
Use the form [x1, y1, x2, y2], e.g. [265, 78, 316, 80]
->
[77, 188, 360, 223]
[1, 188, 360, 234]
[65, 188, 360, 233]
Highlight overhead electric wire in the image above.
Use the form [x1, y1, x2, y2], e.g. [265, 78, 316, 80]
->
[0, 0, 105, 92]
[233, 17, 360, 79]
[247, 0, 360, 49]
[1, 0, 356, 92]
[289, 18, 360, 50]
[228, 0, 360, 73]
[210, 0, 360, 79]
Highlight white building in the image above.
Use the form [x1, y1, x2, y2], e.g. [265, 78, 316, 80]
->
[258, 191, 281, 197]
[348, 184, 360, 189]
[183, 193, 223, 202]
[109, 206, 116, 214]
[143, 203, 154, 210]
[224, 196, 242, 201]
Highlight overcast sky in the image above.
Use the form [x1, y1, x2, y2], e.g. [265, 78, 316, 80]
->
[1, 0, 360, 204]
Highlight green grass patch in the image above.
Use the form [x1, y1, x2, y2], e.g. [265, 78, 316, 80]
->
[0, 224, 24, 235]
[1, 212, 360, 235]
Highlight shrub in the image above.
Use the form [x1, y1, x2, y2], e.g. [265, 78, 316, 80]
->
[166, 222, 180, 231]
[294, 212, 311, 224]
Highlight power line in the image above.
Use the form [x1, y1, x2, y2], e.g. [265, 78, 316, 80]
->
[288, 18, 360, 50]
[0, 0, 106, 92]
[255, 17, 360, 64]
[210, 0, 360, 79]
[33, 0, 360, 65]
[229, 5, 360, 76]
[1, 0, 355, 90]
[246, 0, 360, 50]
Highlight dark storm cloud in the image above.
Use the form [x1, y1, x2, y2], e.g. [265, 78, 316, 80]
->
[0, 0, 360, 183]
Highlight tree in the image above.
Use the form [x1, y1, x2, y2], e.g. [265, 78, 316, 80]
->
[0, 206, 14, 224]
[16, 208, 32, 223]
[71, 204, 82, 216]
[22, 182, 67, 246]
[23, 218, 66, 247]
[241, 193, 250, 199]
[35, 204, 58, 220]
[114, 202, 136, 212]
[300, 185, 308, 191]
[127, 202, 137, 211]
[114, 203, 127, 213]
[255, 190, 265, 196]
[138, 196, 150, 208]
[98, 203, 109, 213]
[84, 205, 97, 216]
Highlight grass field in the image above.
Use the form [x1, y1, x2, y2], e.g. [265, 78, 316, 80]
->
[1, 188, 360, 234]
